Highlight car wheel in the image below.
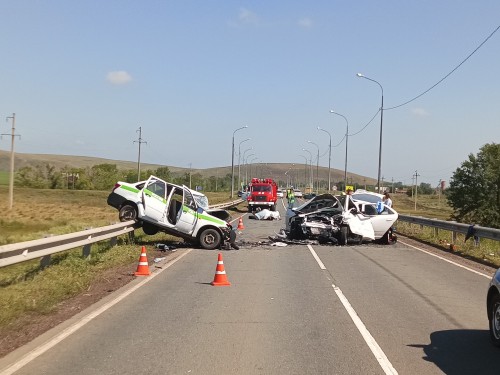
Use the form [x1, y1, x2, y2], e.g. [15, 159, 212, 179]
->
[199, 228, 222, 250]
[380, 230, 390, 245]
[339, 226, 348, 246]
[271, 204, 276, 211]
[489, 294, 500, 347]
[119, 204, 137, 222]
[142, 222, 158, 235]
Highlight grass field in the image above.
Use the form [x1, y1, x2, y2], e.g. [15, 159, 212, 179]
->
[0, 171, 9, 185]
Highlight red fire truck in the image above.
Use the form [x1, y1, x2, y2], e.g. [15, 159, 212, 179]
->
[247, 178, 278, 212]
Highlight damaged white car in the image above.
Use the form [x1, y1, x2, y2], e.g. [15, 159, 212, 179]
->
[285, 194, 398, 245]
[107, 175, 238, 250]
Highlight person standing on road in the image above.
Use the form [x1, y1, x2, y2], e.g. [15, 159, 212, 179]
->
[287, 189, 295, 208]
[383, 191, 393, 208]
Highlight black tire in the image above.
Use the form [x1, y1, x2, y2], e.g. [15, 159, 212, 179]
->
[380, 230, 390, 245]
[142, 222, 159, 235]
[199, 228, 222, 250]
[271, 204, 276, 211]
[119, 204, 137, 222]
[339, 226, 348, 246]
[489, 294, 500, 347]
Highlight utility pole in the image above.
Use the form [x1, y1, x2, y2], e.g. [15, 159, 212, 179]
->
[134, 127, 147, 181]
[189, 163, 192, 189]
[2, 113, 21, 210]
[413, 170, 420, 211]
[391, 177, 394, 193]
[438, 179, 442, 207]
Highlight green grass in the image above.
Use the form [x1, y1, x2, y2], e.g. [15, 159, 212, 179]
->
[389, 193, 500, 267]
[0, 171, 9, 185]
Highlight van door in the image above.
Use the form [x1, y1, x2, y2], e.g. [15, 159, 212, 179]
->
[176, 188, 198, 235]
[141, 176, 167, 223]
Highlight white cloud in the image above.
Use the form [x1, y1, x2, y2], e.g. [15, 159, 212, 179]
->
[238, 8, 258, 25]
[298, 17, 313, 28]
[411, 108, 429, 117]
[106, 71, 132, 85]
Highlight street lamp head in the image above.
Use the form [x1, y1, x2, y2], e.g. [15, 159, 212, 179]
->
[356, 73, 364, 77]
[329, 110, 335, 113]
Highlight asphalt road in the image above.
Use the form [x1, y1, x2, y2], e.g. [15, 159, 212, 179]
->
[1, 198, 499, 374]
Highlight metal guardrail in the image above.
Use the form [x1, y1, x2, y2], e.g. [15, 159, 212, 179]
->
[208, 198, 244, 209]
[0, 221, 139, 268]
[0, 199, 245, 268]
[398, 215, 500, 242]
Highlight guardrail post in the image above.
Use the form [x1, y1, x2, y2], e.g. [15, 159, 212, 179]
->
[452, 231, 457, 244]
[82, 244, 91, 259]
[434, 228, 438, 237]
[128, 231, 135, 243]
[109, 236, 117, 247]
[40, 255, 51, 269]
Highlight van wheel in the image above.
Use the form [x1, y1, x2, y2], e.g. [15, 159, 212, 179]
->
[119, 204, 137, 221]
[142, 222, 158, 235]
[199, 228, 222, 250]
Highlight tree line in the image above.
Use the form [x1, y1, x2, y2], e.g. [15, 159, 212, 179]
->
[10, 143, 500, 229]
[14, 164, 233, 192]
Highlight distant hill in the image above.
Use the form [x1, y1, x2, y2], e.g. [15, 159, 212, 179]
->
[0, 150, 376, 186]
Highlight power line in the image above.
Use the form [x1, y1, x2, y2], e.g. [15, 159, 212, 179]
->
[385, 24, 500, 110]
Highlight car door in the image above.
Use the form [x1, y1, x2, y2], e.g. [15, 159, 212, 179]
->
[366, 204, 396, 238]
[141, 176, 167, 223]
[165, 186, 198, 235]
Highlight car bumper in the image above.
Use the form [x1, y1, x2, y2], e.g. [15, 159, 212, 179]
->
[107, 192, 127, 209]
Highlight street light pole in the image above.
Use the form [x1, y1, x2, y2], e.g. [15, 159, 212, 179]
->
[330, 110, 349, 192]
[317, 126, 331, 191]
[231, 125, 248, 198]
[307, 141, 320, 193]
[238, 138, 251, 191]
[302, 148, 313, 192]
[298, 155, 308, 189]
[357, 73, 384, 193]
[244, 153, 255, 184]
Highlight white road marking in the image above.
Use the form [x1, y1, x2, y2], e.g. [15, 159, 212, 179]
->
[398, 240, 492, 279]
[307, 244, 326, 269]
[308, 245, 398, 375]
[0, 250, 192, 375]
[332, 283, 399, 375]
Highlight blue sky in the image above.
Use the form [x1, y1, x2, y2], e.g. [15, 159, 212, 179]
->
[1, 1, 499, 186]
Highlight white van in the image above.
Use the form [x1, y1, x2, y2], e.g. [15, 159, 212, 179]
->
[107, 175, 237, 250]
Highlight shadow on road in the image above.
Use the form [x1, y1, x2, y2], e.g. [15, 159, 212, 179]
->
[408, 329, 500, 374]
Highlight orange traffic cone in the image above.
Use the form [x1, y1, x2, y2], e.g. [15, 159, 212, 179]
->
[211, 253, 231, 286]
[134, 246, 151, 276]
[237, 217, 245, 230]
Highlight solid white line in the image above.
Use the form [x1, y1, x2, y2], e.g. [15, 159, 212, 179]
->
[307, 244, 326, 270]
[398, 240, 492, 279]
[1, 250, 192, 375]
[332, 283, 399, 375]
